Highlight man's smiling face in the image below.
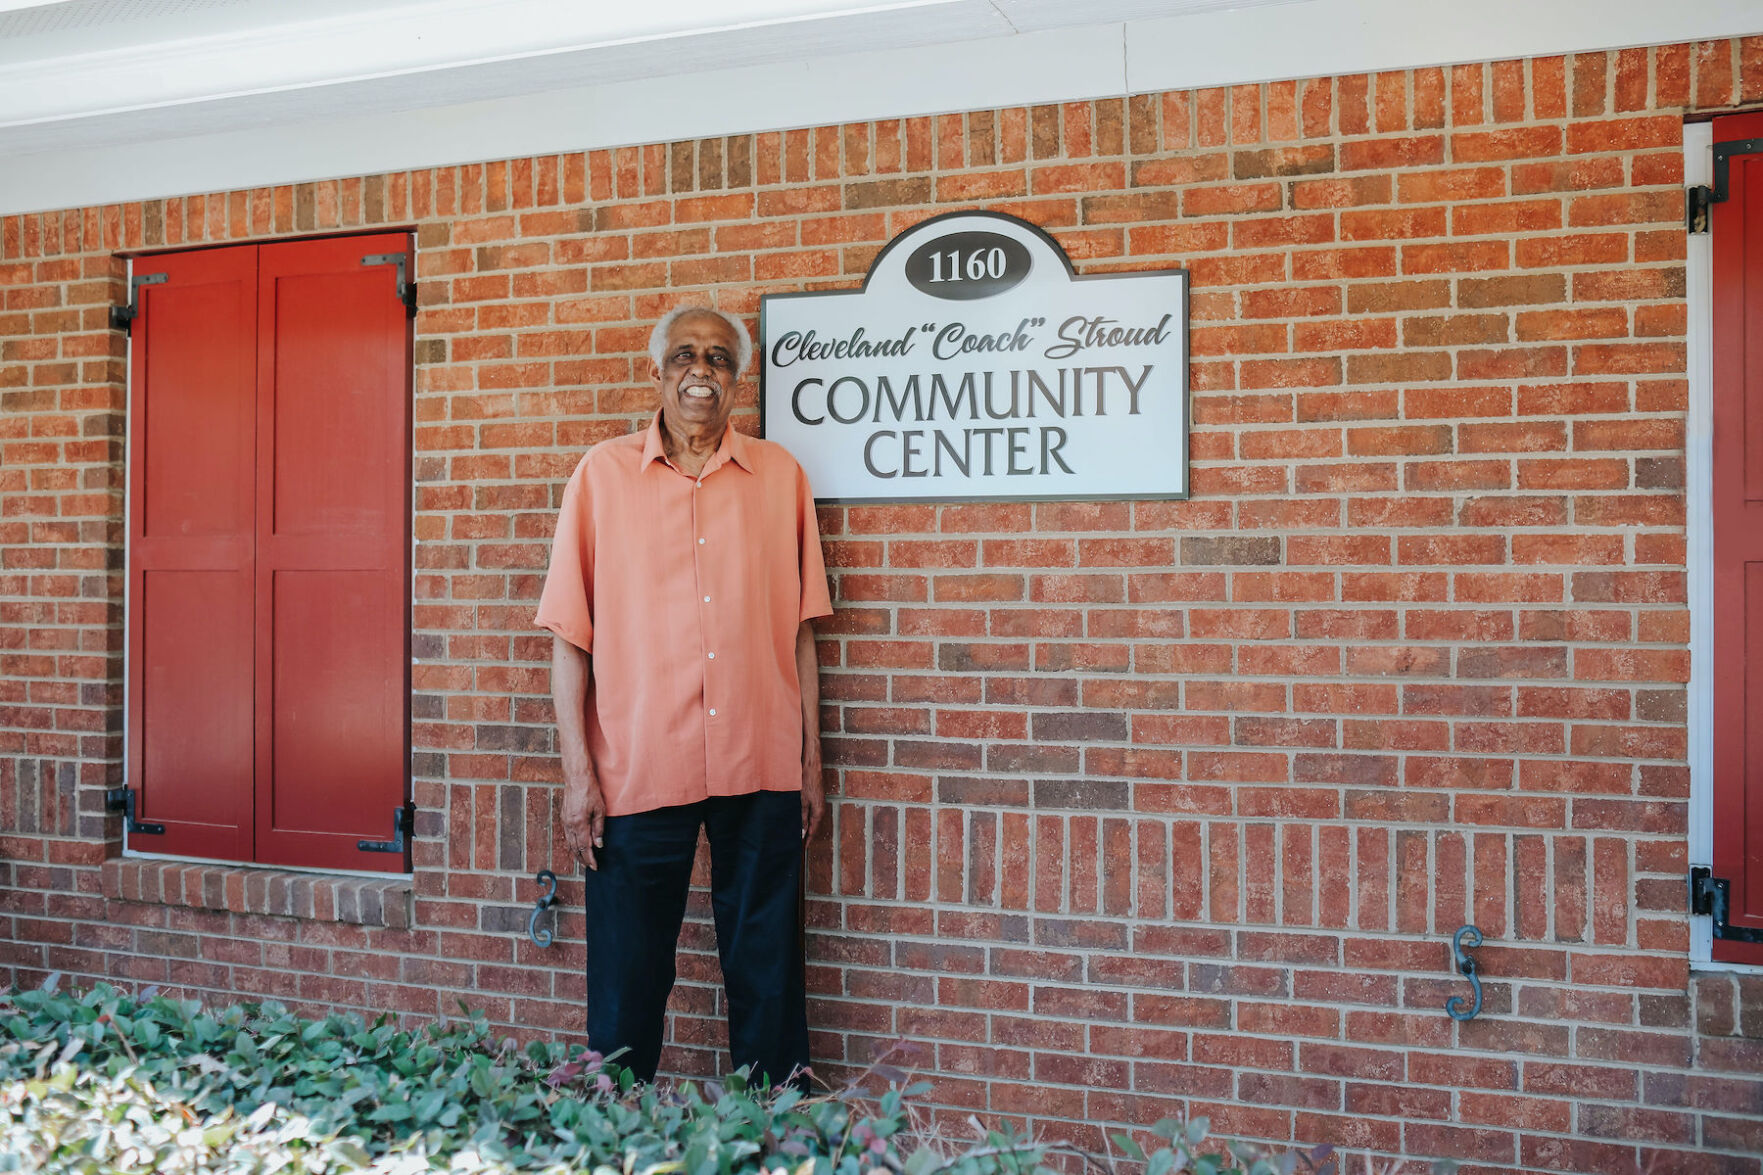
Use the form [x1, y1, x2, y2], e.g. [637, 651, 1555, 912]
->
[652, 311, 741, 441]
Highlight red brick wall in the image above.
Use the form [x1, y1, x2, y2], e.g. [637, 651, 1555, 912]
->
[5, 35, 1763, 1174]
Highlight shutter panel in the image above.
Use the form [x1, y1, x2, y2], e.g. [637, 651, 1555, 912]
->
[127, 244, 258, 860]
[253, 234, 412, 871]
[1711, 111, 1763, 964]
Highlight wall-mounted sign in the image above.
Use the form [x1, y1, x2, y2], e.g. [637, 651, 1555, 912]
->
[760, 211, 1189, 503]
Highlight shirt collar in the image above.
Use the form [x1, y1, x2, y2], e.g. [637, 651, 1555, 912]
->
[641, 412, 755, 476]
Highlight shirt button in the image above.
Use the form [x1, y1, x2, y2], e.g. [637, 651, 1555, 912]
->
[703, 595, 711, 603]
[698, 537, 706, 545]
[707, 651, 715, 660]
[708, 708, 717, 717]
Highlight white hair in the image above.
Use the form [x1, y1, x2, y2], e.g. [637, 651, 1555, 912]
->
[648, 304, 753, 377]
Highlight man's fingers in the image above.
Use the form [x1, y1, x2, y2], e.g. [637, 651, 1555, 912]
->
[586, 803, 605, 871]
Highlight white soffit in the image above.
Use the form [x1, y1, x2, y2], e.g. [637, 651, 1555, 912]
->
[1123, 0, 1763, 92]
[0, 0, 1759, 216]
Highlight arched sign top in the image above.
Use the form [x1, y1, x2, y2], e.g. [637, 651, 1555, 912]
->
[760, 210, 1189, 505]
[860, 210, 1077, 297]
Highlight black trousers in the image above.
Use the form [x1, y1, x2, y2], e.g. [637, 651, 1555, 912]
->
[581, 789, 808, 1087]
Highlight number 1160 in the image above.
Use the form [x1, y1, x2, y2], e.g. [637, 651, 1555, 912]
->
[926, 247, 1008, 283]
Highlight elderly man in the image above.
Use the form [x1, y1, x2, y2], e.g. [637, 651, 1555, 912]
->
[535, 304, 832, 1088]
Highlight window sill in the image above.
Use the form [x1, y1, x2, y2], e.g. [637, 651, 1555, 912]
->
[101, 858, 413, 928]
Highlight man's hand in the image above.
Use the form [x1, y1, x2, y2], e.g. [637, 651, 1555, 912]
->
[563, 770, 606, 870]
[800, 765, 825, 842]
[551, 635, 602, 869]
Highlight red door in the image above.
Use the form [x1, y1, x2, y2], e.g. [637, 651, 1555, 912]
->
[254, 234, 412, 870]
[1711, 111, 1763, 964]
[128, 244, 258, 862]
[128, 234, 412, 871]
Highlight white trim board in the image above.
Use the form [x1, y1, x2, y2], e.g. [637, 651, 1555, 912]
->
[122, 847, 414, 883]
[2, 0, 1761, 216]
[1686, 119, 1715, 967]
[1685, 121, 1763, 975]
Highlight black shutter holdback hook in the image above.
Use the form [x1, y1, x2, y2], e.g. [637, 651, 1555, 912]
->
[1446, 924, 1484, 1022]
[528, 870, 559, 948]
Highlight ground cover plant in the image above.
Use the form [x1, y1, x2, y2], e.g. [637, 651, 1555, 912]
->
[1, 977, 1395, 1174]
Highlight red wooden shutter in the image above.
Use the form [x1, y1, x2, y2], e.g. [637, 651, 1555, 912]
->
[127, 244, 258, 861]
[1711, 111, 1763, 964]
[253, 234, 412, 871]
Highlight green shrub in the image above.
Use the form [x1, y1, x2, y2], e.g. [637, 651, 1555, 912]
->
[0, 977, 1399, 1175]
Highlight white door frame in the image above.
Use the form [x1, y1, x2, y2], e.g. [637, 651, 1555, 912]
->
[1686, 120, 1713, 965]
[1685, 119, 1761, 972]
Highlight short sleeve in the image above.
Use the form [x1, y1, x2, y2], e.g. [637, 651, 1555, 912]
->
[795, 464, 834, 623]
[534, 464, 596, 652]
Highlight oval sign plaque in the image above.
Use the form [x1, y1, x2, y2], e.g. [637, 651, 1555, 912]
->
[760, 210, 1191, 504]
[903, 230, 1031, 301]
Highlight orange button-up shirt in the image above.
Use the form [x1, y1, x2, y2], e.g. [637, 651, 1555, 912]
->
[535, 415, 834, 818]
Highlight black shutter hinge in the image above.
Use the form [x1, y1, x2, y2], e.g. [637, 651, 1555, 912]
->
[360, 252, 416, 317]
[109, 272, 167, 334]
[1686, 185, 1713, 235]
[358, 801, 415, 854]
[1690, 867, 1763, 944]
[1688, 135, 1763, 234]
[104, 787, 164, 836]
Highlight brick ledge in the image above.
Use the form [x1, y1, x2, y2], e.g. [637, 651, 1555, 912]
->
[101, 857, 413, 928]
